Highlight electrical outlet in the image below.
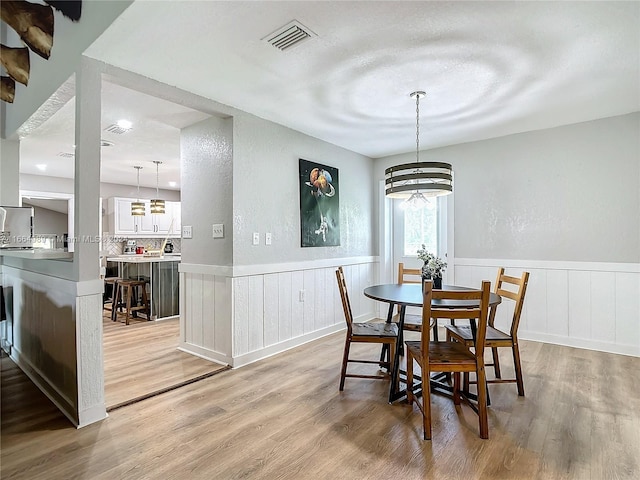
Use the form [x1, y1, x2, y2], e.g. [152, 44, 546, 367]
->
[212, 224, 224, 238]
[252, 232, 260, 245]
[299, 290, 305, 302]
[265, 232, 272, 245]
[182, 226, 192, 238]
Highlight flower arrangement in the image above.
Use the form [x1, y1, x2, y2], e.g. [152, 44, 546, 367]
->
[416, 244, 447, 279]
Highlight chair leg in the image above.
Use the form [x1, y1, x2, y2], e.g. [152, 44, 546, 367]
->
[512, 342, 525, 396]
[406, 350, 414, 405]
[492, 347, 501, 378]
[339, 337, 351, 391]
[463, 372, 470, 395]
[111, 283, 119, 322]
[453, 372, 461, 405]
[125, 285, 133, 325]
[476, 365, 489, 439]
[423, 366, 432, 441]
[388, 341, 396, 378]
[379, 344, 388, 366]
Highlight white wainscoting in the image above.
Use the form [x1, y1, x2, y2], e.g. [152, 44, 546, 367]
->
[179, 266, 233, 366]
[454, 258, 640, 357]
[1, 265, 106, 427]
[180, 257, 379, 368]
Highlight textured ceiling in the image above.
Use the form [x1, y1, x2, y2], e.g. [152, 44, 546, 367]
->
[21, 1, 640, 188]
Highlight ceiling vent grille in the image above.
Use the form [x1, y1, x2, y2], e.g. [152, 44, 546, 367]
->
[57, 152, 74, 158]
[263, 20, 316, 51]
[104, 124, 131, 134]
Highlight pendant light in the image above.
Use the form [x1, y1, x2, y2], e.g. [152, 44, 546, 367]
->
[150, 160, 165, 214]
[131, 166, 145, 216]
[385, 91, 453, 207]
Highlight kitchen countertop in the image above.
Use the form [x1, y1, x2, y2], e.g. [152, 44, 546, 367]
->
[0, 249, 73, 260]
[106, 254, 181, 263]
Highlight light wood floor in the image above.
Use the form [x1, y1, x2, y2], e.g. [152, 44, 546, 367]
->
[2, 333, 639, 479]
[103, 313, 229, 410]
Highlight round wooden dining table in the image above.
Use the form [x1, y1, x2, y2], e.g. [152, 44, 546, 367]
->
[363, 283, 501, 403]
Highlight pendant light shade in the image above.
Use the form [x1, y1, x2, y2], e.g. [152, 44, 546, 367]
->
[385, 91, 453, 203]
[131, 166, 145, 216]
[151, 160, 165, 214]
[150, 198, 165, 214]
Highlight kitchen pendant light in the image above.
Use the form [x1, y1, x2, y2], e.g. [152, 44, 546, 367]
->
[385, 91, 453, 205]
[150, 160, 165, 214]
[131, 166, 145, 216]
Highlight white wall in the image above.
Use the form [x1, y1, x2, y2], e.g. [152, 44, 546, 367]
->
[26, 203, 68, 236]
[375, 113, 640, 356]
[20, 174, 179, 201]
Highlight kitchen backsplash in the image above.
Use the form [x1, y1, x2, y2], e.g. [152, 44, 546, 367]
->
[102, 236, 181, 256]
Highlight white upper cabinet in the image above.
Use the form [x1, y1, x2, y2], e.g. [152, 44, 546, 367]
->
[108, 197, 181, 238]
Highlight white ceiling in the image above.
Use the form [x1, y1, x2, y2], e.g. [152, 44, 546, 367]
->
[21, 1, 640, 188]
[20, 80, 210, 190]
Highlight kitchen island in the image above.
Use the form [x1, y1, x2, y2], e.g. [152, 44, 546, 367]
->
[106, 254, 180, 320]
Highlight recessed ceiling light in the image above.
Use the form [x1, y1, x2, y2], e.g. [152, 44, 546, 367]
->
[36, 164, 47, 171]
[116, 119, 133, 130]
[168, 181, 177, 188]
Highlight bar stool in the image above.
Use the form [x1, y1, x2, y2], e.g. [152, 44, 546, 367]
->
[112, 279, 150, 325]
[103, 277, 120, 314]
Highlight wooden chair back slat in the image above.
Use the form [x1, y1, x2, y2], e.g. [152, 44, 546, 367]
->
[336, 267, 354, 331]
[494, 269, 529, 337]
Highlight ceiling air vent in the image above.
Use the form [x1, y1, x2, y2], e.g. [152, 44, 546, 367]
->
[57, 152, 74, 158]
[263, 20, 316, 51]
[104, 124, 131, 134]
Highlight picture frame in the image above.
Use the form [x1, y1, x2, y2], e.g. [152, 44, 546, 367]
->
[299, 159, 340, 247]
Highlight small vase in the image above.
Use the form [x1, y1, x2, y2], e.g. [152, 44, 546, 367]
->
[433, 276, 442, 289]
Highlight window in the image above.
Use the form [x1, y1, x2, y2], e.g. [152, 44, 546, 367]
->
[403, 199, 439, 257]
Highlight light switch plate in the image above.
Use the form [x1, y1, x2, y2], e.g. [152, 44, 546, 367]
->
[212, 224, 224, 238]
[265, 232, 272, 245]
[182, 226, 193, 238]
[252, 232, 260, 245]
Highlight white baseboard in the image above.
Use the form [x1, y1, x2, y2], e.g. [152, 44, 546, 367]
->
[178, 342, 231, 366]
[520, 331, 640, 357]
[10, 347, 79, 427]
[77, 404, 108, 428]
[232, 323, 345, 368]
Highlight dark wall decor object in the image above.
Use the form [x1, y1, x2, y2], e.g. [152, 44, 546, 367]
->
[0, 0, 82, 103]
[299, 158, 340, 247]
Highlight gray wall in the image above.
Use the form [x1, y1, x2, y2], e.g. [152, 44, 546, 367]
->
[180, 116, 234, 266]
[375, 113, 640, 263]
[232, 113, 375, 266]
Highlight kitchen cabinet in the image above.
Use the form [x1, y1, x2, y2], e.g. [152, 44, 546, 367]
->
[108, 197, 181, 238]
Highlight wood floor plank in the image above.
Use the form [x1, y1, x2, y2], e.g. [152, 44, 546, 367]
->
[2, 335, 640, 479]
[102, 314, 228, 409]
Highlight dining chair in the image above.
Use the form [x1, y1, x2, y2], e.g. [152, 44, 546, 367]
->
[336, 267, 399, 391]
[406, 280, 492, 440]
[394, 263, 423, 332]
[445, 268, 530, 396]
